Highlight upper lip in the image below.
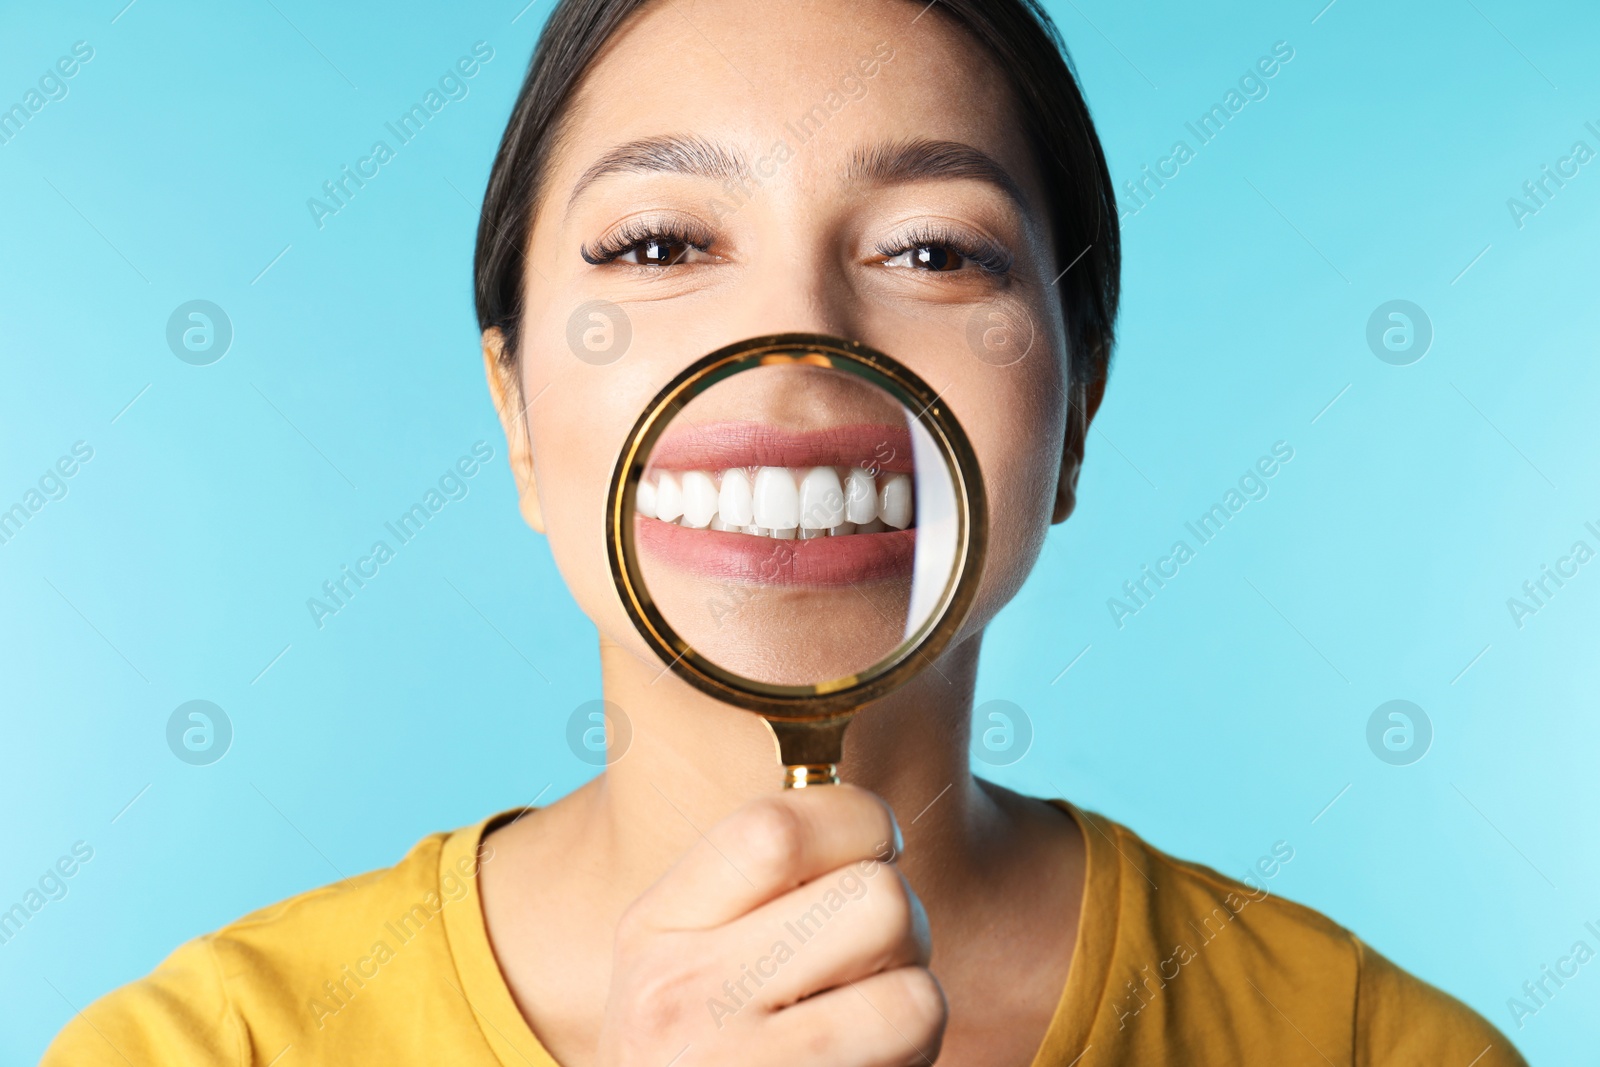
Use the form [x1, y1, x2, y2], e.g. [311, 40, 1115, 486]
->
[646, 421, 914, 473]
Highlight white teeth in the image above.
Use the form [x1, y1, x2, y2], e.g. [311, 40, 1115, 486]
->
[679, 470, 718, 528]
[799, 467, 845, 529]
[879, 473, 912, 529]
[718, 468, 754, 527]
[655, 472, 683, 523]
[753, 466, 800, 530]
[643, 464, 913, 539]
[845, 468, 878, 525]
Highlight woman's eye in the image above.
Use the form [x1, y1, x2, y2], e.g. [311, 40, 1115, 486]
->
[874, 228, 1012, 276]
[581, 225, 716, 267]
[882, 245, 969, 272]
[615, 238, 709, 266]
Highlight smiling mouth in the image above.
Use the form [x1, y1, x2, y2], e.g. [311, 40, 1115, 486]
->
[637, 421, 916, 537]
[633, 421, 918, 584]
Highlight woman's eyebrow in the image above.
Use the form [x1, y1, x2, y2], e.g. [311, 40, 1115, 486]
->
[846, 138, 1027, 210]
[567, 134, 750, 209]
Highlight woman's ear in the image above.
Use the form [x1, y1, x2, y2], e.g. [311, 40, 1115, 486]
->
[482, 328, 545, 534]
[1052, 373, 1107, 524]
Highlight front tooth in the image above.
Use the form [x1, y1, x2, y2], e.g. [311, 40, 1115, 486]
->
[680, 470, 718, 528]
[856, 518, 887, 534]
[744, 525, 769, 536]
[799, 527, 828, 539]
[655, 472, 683, 523]
[636, 479, 658, 519]
[752, 466, 799, 530]
[829, 521, 857, 536]
[845, 468, 877, 524]
[718, 468, 754, 526]
[879, 473, 912, 529]
[771, 526, 797, 540]
[709, 516, 737, 532]
[799, 467, 845, 529]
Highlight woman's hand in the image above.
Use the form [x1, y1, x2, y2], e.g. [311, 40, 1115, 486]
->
[596, 784, 946, 1066]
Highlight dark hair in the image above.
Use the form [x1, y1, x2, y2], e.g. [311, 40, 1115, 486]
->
[474, 0, 1120, 384]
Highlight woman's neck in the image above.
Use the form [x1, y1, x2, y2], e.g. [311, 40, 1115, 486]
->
[581, 629, 993, 896]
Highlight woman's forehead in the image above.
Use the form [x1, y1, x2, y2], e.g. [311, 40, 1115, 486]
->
[551, 0, 1025, 187]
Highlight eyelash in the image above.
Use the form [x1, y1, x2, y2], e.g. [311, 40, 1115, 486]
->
[580, 218, 713, 266]
[876, 223, 1014, 276]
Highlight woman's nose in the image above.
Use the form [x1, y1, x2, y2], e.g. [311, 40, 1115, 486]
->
[724, 247, 867, 344]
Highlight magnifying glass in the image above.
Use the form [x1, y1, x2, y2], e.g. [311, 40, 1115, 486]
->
[606, 333, 987, 788]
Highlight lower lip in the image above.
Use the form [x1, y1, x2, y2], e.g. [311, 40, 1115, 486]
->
[635, 516, 916, 586]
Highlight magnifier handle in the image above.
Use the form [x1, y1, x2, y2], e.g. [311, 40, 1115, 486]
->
[767, 716, 854, 789]
[784, 763, 840, 788]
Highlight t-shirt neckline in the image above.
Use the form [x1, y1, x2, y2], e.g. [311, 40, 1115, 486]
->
[440, 800, 1119, 1067]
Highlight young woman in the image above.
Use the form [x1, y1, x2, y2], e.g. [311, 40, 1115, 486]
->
[46, 0, 1525, 1063]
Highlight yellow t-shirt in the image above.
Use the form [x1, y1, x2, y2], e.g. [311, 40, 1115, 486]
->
[42, 803, 1526, 1065]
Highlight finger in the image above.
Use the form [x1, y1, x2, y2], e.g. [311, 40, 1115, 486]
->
[766, 965, 947, 1067]
[637, 785, 902, 930]
[722, 860, 929, 1011]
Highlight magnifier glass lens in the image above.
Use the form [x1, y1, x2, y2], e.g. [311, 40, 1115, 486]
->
[632, 361, 961, 688]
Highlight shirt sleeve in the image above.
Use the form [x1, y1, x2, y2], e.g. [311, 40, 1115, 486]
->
[1353, 937, 1527, 1067]
[40, 935, 246, 1066]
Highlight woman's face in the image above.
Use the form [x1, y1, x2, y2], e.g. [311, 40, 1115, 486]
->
[488, 0, 1093, 673]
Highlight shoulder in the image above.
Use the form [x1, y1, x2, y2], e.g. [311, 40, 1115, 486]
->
[1065, 806, 1525, 1065]
[41, 825, 485, 1066]
[1350, 938, 1526, 1066]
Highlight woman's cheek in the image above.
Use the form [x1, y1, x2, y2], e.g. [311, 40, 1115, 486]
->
[961, 371, 1066, 630]
[529, 402, 622, 622]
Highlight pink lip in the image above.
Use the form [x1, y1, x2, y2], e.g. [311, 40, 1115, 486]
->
[636, 516, 916, 585]
[647, 422, 914, 473]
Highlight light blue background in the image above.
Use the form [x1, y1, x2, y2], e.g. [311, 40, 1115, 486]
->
[3, 0, 1597, 1061]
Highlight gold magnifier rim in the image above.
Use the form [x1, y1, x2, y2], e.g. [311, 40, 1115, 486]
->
[606, 332, 988, 722]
